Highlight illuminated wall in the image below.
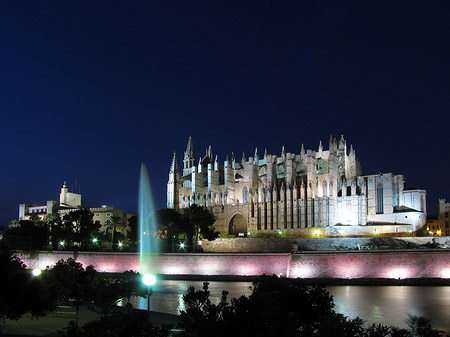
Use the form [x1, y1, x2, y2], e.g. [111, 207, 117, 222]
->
[289, 250, 450, 279]
[18, 250, 450, 279]
[168, 136, 427, 237]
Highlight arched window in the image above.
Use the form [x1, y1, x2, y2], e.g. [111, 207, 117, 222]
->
[243, 186, 248, 204]
[183, 180, 192, 189]
[377, 183, 384, 214]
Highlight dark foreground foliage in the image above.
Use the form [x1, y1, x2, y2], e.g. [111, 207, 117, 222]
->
[176, 275, 448, 337]
[67, 303, 171, 337]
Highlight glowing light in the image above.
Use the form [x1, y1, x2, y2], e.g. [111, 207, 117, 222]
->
[387, 268, 409, 279]
[142, 273, 156, 286]
[118, 241, 123, 248]
[441, 269, 450, 278]
[92, 237, 98, 244]
[59, 241, 65, 247]
[292, 266, 314, 278]
[314, 230, 320, 236]
[179, 242, 185, 249]
[32, 268, 41, 277]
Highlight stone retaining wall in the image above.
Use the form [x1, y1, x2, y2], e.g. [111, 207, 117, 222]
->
[19, 251, 291, 277]
[200, 236, 450, 252]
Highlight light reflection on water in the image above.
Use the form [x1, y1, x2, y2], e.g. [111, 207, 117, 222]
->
[121, 281, 450, 331]
[328, 285, 450, 332]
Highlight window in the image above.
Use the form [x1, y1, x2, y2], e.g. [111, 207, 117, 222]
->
[376, 183, 384, 214]
[242, 187, 248, 204]
[446, 212, 449, 218]
[446, 222, 449, 228]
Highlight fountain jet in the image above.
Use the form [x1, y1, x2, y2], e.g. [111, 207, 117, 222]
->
[139, 163, 159, 274]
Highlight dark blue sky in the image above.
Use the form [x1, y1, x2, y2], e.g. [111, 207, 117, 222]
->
[1, 1, 449, 227]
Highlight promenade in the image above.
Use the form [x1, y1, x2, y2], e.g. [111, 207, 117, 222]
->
[1, 305, 179, 336]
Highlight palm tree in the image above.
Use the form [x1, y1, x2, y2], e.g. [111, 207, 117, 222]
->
[105, 215, 124, 245]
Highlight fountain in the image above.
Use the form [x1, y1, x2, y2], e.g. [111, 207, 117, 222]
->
[138, 163, 160, 275]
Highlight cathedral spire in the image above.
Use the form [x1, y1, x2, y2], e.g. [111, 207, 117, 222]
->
[183, 137, 196, 172]
[300, 143, 305, 155]
[205, 145, 213, 159]
[185, 136, 195, 159]
[169, 152, 179, 174]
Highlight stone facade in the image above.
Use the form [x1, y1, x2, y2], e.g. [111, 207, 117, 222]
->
[167, 136, 426, 237]
[18, 183, 131, 234]
[438, 199, 450, 236]
[17, 249, 450, 279]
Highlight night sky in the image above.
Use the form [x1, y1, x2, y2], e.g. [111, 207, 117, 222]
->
[1, 1, 449, 228]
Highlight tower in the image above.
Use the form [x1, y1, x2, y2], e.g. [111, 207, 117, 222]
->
[167, 152, 180, 210]
[183, 137, 196, 176]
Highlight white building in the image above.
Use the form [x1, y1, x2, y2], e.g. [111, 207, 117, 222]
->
[167, 136, 426, 237]
[438, 199, 450, 236]
[19, 183, 130, 233]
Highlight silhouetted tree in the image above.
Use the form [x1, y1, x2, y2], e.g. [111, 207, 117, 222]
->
[177, 275, 448, 337]
[62, 208, 101, 247]
[0, 246, 53, 321]
[127, 215, 138, 245]
[180, 205, 219, 252]
[47, 258, 97, 327]
[68, 303, 171, 337]
[156, 208, 182, 252]
[2, 218, 49, 250]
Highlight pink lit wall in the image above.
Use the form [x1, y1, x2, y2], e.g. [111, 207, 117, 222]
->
[19, 252, 291, 277]
[289, 250, 450, 279]
[18, 250, 450, 279]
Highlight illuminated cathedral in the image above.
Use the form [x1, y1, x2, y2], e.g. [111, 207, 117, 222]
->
[167, 136, 426, 237]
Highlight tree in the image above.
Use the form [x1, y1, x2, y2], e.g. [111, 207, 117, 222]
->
[47, 258, 97, 328]
[62, 208, 101, 247]
[156, 208, 182, 252]
[68, 303, 171, 337]
[177, 276, 449, 337]
[86, 275, 124, 317]
[105, 215, 125, 249]
[180, 205, 219, 252]
[2, 218, 49, 250]
[0, 246, 53, 321]
[126, 215, 138, 245]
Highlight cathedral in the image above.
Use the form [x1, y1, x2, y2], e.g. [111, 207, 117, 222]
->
[167, 136, 426, 237]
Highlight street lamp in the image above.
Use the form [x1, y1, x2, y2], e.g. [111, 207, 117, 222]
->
[32, 268, 42, 277]
[142, 273, 156, 323]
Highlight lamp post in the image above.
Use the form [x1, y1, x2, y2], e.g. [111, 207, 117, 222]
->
[32, 268, 42, 277]
[142, 273, 156, 323]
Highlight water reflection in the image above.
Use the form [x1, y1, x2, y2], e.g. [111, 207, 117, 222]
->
[328, 286, 450, 332]
[120, 281, 450, 331]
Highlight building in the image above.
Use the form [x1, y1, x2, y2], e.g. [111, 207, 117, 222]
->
[19, 182, 131, 234]
[426, 215, 441, 236]
[167, 136, 427, 237]
[438, 199, 450, 236]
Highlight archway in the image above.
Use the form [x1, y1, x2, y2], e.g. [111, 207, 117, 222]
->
[229, 213, 247, 236]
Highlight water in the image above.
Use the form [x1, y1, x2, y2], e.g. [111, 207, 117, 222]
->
[120, 281, 450, 331]
[138, 164, 159, 274]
